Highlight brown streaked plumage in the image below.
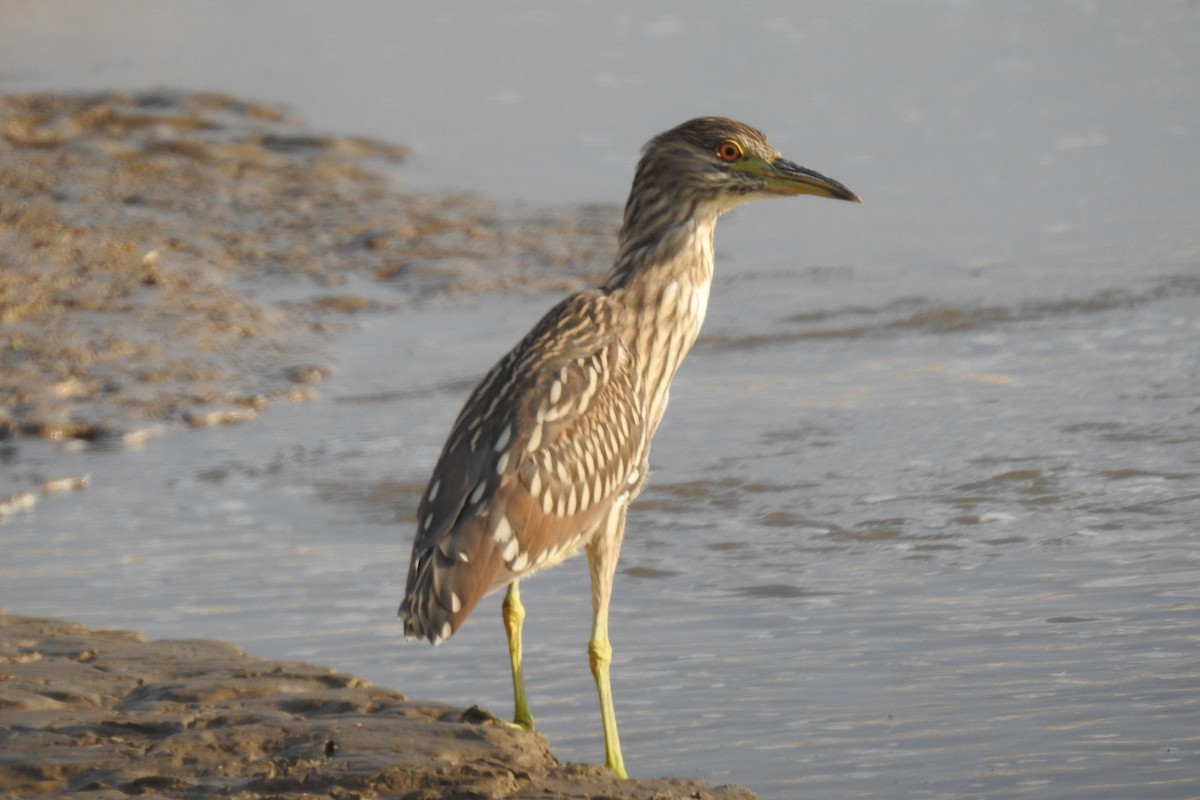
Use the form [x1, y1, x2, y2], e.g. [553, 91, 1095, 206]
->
[399, 117, 859, 778]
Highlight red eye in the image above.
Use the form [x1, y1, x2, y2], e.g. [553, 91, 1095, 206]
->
[715, 140, 742, 162]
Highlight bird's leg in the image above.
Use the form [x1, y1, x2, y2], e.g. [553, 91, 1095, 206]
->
[586, 505, 629, 779]
[502, 580, 535, 730]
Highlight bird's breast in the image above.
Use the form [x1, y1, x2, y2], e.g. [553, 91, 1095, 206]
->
[619, 233, 715, 437]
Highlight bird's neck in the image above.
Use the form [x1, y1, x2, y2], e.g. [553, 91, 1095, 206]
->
[601, 207, 719, 434]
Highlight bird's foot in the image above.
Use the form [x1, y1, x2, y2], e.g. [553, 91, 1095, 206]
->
[507, 709, 535, 731]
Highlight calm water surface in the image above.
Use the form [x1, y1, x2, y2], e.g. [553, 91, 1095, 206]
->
[3, 3, 1199, 798]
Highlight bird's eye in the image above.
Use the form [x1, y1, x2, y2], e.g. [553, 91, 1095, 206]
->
[715, 141, 743, 162]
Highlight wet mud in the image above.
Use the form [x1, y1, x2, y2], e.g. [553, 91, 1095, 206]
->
[0, 91, 614, 446]
[0, 613, 755, 799]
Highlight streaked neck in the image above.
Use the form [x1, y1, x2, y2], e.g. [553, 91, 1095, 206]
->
[601, 211, 718, 434]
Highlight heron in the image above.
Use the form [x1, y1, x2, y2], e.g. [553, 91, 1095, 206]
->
[398, 117, 859, 778]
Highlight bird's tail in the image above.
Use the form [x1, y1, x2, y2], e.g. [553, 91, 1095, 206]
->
[398, 516, 503, 645]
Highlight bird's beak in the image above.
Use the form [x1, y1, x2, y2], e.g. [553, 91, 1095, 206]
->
[756, 157, 861, 203]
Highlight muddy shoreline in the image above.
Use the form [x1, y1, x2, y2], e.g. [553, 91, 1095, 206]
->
[1, 91, 614, 448]
[0, 613, 755, 799]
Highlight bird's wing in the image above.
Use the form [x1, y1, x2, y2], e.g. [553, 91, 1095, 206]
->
[399, 289, 648, 643]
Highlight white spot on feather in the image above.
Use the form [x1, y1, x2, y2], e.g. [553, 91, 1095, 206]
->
[543, 401, 571, 422]
[450, 592, 462, 613]
[493, 515, 513, 544]
[662, 279, 679, 306]
[526, 423, 543, 452]
[494, 424, 512, 452]
[510, 552, 529, 572]
[469, 480, 487, 505]
[428, 479, 440, 503]
[502, 538, 519, 562]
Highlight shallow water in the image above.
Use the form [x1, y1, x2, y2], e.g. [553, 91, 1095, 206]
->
[4, 3, 1200, 798]
[5, 258, 1198, 797]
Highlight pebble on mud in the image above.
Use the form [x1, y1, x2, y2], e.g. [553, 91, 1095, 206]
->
[40, 474, 90, 493]
[184, 407, 259, 428]
[0, 492, 37, 518]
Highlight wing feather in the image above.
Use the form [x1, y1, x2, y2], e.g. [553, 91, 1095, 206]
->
[399, 290, 648, 643]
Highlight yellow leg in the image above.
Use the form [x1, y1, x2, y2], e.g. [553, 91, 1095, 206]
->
[588, 606, 627, 778]
[586, 505, 629, 779]
[502, 581, 534, 730]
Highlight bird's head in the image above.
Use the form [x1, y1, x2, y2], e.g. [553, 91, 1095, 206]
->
[636, 117, 861, 215]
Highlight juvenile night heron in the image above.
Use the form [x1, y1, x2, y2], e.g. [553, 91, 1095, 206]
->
[399, 117, 859, 778]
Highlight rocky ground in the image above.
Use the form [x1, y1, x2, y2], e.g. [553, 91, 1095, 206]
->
[0, 93, 755, 798]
